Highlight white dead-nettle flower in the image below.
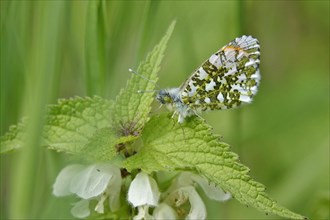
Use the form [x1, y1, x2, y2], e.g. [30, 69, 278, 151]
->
[153, 203, 177, 219]
[53, 163, 122, 219]
[127, 171, 231, 220]
[161, 172, 231, 220]
[128, 172, 160, 220]
[54, 165, 230, 219]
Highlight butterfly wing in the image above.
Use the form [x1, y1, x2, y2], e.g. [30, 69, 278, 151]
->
[180, 35, 261, 111]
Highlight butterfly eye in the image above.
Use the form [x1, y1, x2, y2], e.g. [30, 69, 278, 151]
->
[156, 90, 172, 104]
[163, 96, 172, 103]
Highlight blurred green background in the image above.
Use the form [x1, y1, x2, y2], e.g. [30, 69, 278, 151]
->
[0, 1, 329, 219]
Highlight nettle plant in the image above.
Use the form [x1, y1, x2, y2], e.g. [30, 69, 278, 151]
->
[1, 22, 306, 219]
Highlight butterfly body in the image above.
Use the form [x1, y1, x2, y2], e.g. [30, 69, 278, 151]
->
[156, 88, 194, 123]
[156, 35, 261, 123]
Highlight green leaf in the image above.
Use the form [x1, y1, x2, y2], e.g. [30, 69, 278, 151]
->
[1, 96, 114, 155]
[123, 113, 307, 220]
[73, 127, 137, 162]
[76, 127, 118, 162]
[43, 96, 112, 148]
[112, 21, 176, 134]
[0, 119, 27, 153]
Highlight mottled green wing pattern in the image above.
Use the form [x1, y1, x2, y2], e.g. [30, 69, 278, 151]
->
[180, 35, 260, 111]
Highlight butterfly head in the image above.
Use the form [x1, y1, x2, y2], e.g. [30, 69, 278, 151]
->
[156, 88, 192, 123]
[156, 88, 181, 109]
[156, 90, 172, 104]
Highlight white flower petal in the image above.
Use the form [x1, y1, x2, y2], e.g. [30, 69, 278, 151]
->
[190, 175, 231, 201]
[181, 186, 206, 220]
[153, 203, 177, 219]
[173, 172, 231, 202]
[71, 199, 90, 219]
[128, 172, 160, 207]
[53, 164, 85, 197]
[175, 172, 194, 187]
[163, 172, 230, 220]
[133, 206, 153, 220]
[70, 163, 119, 199]
[94, 194, 107, 214]
[166, 186, 206, 220]
[108, 185, 121, 211]
[107, 167, 122, 211]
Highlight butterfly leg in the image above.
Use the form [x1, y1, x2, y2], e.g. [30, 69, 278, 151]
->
[156, 104, 163, 112]
[178, 114, 185, 123]
[193, 110, 205, 121]
[171, 111, 177, 119]
[179, 123, 186, 141]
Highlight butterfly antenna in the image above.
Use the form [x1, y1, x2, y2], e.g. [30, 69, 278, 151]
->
[137, 89, 158, 94]
[180, 124, 186, 142]
[129, 68, 161, 89]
